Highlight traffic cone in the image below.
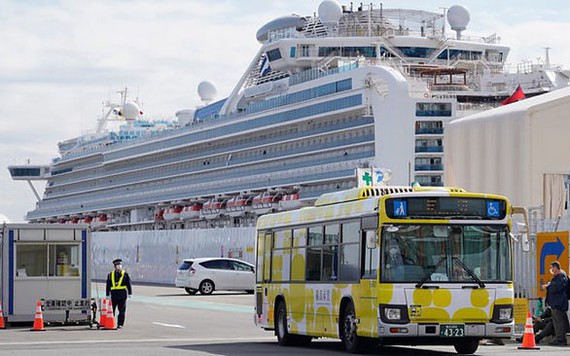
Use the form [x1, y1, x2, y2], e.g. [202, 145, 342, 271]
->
[30, 301, 46, 331]
[518, 311, 539, 350]
[99, 298, 107, 327]
[0, 300, 5, 329]
[104, 300, 116, 330]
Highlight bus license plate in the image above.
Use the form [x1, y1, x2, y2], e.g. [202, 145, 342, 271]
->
[440, 324, 464, 337]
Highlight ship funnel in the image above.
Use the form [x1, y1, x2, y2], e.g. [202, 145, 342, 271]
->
[447, 5, 470, 40]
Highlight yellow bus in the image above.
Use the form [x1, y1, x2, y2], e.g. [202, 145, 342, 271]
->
[254, 186, 517, 354]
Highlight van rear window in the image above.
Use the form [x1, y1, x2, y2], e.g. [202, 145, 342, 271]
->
[178, 261, 194, 270]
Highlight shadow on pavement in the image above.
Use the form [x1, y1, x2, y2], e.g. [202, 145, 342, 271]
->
[167, 341, 459, 355]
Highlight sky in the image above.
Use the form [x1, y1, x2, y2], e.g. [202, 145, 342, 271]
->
[1, 0, 570, 222]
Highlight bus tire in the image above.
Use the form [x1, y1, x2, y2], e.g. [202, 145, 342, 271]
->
[275, 301, 312, 346]
[275, 301, 295, 346]
[453, 339, 479, 354]
[340, 302, 365, 353]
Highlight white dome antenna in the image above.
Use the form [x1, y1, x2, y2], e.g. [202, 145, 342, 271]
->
[197, 81, 217, 105]
[122, 101, 142, 120]
[447, 5, 470, 40]
[318, 0, 342, 35]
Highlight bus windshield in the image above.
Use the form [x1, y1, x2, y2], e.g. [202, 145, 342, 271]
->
[380, 224, 512, 284]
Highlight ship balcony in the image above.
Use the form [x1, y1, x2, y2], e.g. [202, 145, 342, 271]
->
[415, 146, 443, 153]
[414, 164, 444, 172]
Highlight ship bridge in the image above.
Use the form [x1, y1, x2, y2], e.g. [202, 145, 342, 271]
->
[8, 164, 50, 201]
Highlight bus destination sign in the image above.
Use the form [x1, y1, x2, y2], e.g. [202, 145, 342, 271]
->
[385, 197, 506, 219]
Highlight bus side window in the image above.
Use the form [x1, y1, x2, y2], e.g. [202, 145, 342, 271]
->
[362, 229, 379, 278]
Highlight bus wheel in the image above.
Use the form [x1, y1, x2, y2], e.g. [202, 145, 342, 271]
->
[453, 339, 479, 354]
[275, 301, 294, 346]
[275, 301, 312, 346]
[341, 302, 364, 353]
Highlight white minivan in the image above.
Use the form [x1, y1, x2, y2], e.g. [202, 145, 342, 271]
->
[175, 257, 255, 295]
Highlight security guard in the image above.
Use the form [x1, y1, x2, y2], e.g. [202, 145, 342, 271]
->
[105, 258, 133, 329]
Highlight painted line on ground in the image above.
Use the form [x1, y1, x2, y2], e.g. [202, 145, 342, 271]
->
[152, 321, 185, 328]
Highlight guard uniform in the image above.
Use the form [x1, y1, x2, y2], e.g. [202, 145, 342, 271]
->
[105, 258, 132, 328]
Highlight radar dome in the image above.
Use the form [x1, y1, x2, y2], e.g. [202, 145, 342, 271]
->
[447, 5, 470, 31]
[0, 214, 10, 224]
[122, 101, 142, 120]
[197, 81, 217, 103]
[318, 0, 342, 25]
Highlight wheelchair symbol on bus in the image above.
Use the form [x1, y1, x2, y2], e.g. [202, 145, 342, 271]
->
[486, 202, 500, 217]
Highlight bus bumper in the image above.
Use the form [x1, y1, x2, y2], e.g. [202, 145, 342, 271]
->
[377, 320, 514, 339]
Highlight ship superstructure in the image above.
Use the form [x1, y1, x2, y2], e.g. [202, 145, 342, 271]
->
[10, 2, 569, 231]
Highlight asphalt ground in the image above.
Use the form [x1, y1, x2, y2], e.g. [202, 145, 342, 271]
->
[0, 283, 566, 355]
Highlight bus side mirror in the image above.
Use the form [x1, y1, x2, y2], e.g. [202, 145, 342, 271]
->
[512, 206, 530, 252]
[366, 230, 378, 249]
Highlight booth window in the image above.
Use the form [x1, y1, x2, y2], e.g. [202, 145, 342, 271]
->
[49, 244, 80, 277]
[16, 244, 48, 277]
[16, 243, 80, 278]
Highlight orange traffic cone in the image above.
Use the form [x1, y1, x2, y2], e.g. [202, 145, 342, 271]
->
[104, 300, 116, 330]
[518, 311, 539, 350]
[0, 299, 5, 329]
[30, 301, 46, 331]
[99, 298, 107, 327]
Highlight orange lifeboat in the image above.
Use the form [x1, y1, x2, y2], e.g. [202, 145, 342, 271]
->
[181, 203, 202, 220]
[279, 192, 301, 210]
[164, 206, 183, 221]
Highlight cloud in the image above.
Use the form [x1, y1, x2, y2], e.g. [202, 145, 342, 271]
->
[0, 0, 568, 222]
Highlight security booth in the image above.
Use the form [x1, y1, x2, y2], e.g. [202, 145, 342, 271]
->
[0, 223, 92, 324]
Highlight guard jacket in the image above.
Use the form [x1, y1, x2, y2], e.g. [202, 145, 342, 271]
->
[106, 270, 133, 297]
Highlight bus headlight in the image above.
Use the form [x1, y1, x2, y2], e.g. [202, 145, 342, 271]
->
[491, 305, 513, 324]
[380, 305, 409, 324]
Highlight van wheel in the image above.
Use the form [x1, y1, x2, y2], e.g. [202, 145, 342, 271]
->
[454, 339, 479, 354]
[341, 302, 365, 353]
[199, 280, 215, 295]
[184, 287, 198, 295]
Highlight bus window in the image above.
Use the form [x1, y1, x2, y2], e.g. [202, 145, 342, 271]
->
[291, 228, 306, 281]
[306, 247, 321, 281]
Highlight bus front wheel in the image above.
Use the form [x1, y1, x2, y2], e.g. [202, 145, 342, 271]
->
[453, 339, 479, 354]
[341, 302, 366, 353]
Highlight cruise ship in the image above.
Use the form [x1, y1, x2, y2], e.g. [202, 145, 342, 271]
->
[10, 1, 569, 234]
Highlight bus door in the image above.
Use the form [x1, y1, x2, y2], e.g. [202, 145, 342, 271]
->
[255, 230, 272, 327]
[359, 216, 379, 337]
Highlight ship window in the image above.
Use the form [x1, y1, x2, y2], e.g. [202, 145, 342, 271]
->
[415, 102, 452, 117]
[396, 47, 434, 58]
[267, 48, 282, 61]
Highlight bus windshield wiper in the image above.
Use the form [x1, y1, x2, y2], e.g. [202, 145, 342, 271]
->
[452, 257, 486, 288]
[416, 257, 447, 288]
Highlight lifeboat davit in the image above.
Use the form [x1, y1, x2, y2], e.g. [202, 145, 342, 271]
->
[226, 194, 253, 217]
[201, 197, 226, 219]
[252, 191, 282, 214]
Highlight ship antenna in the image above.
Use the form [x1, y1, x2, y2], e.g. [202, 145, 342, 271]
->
[544, 47, 551, 70]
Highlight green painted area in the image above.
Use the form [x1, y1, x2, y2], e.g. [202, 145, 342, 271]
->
[91, 290, 253, 314]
